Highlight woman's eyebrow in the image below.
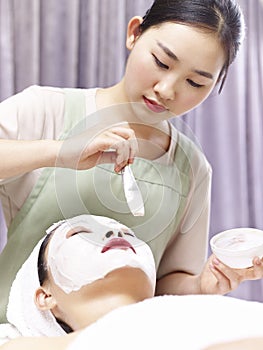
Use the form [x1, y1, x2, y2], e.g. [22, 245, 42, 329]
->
[66, 226, 92, 238]
[157, 41, 178, 61]
[157, 40, 214, 80]
[194, 69, 213, 79]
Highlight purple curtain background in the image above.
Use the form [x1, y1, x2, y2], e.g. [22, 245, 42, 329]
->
[0, 0, 262, 301]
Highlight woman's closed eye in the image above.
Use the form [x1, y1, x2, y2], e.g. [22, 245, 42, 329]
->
[152, 53, 204, 88]
[119, 226, 135, 237]
[123, 231, 135, 237]
[187, 79, 204, 88]
[66, 226, 93, 238]
[152, 54, 169, 70]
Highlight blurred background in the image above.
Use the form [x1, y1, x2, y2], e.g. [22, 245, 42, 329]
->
[0, 0, 262, 301]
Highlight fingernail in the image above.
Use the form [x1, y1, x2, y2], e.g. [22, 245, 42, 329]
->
[209, 263, 216, 271]
[213, 258, 220, 265]
[256, 258, 261, 265]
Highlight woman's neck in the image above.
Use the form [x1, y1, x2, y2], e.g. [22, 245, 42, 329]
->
[73, 293, 144, 331]
[65, 268, 154, 331]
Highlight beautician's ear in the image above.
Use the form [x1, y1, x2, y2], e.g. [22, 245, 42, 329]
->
[126, 16, 143, 50]
[34, 287, 57, 311]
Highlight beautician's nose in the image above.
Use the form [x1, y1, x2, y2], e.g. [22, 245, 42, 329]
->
[154, 77, 177, 101]
[105, 230, 124, 238]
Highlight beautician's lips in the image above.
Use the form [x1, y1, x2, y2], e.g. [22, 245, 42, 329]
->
[101, 238, 136, 254]
[143, 96, 167, 113]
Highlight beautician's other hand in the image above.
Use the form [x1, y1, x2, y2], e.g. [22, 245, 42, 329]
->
[56, 126, 138, 173]
[199, 254, 263, 295]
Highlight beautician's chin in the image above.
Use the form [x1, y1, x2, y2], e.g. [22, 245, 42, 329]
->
[129, 101, 172, 125]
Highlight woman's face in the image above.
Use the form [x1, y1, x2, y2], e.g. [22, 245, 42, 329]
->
[124, 19, 225, 122]
[45, 215, 156, 294]
[35, 215, 156, 330]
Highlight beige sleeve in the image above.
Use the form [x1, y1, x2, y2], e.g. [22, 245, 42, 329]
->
[157, 162, 212, 278]
[0, 85, 65, 141]
[0, 85, 65, 225]
[0, 85, 65, 183]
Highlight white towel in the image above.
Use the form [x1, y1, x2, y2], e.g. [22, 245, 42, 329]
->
[67, 294, 263, 350]
[6, 238, 66, 337]
[0, 323, 21, 345]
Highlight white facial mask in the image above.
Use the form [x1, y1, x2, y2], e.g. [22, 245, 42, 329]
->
[46, 215, 156, 294]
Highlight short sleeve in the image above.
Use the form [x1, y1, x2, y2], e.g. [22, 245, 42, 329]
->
[0, 85, 65, 141]
[157, 149, 212, 277]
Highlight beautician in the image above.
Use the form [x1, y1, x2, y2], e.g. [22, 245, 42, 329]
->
[1, 0, 263, 323]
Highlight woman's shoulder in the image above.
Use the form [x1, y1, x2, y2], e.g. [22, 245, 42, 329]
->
[18, 84, 65, 98]
[15, 85, 96, 100]
[170, 123, 212, 176]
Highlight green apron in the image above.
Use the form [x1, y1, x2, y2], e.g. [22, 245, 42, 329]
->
[0, 89, 191, 322]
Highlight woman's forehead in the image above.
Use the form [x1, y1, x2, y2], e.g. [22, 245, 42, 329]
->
[67, 215, 131, 231]
[49, 215, 133, 242]
[48, 215, 130, 233]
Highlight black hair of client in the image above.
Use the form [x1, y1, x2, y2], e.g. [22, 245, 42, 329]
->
[37, 232, 73, 334]
[37, 233, 52, 286]
[140, 0, 244, 93]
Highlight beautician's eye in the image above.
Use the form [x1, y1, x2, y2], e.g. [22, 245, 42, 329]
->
[187, 79, 204, 88]
[152, 54, 169, 70]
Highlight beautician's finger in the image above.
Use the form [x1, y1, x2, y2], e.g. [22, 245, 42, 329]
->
[251, 256, 263, 278]
[209, 258, 240, 291]
[97, 151, 117, 165]
[209, 263, 232, 294]
[98, 127, 138, 169]
[128, 137, 139, 164]
[236, 256, 263, 280]
[88, 127, 137, 153]
[109, 127, 138, 170]
[112, 139, 131, 171]
[84, 128, 137, 170]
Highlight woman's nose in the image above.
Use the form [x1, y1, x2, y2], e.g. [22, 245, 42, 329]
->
[153, 77, 177, 101]
[105, 230, 124, 239]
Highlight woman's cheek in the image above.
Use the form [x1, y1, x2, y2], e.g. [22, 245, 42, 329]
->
[175, 91, 206, 115]
[128, 51, 154, 84]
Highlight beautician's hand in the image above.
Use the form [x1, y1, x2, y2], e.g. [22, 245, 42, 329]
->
[199, 254, 263, 295]
[56, 126, 138, 173]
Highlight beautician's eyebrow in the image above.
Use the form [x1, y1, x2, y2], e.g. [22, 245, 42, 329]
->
[157, 41, 214, 80]
[157, 41, 178, 61]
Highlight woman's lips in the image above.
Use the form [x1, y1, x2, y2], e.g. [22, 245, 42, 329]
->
[143, 96, 167, 113]
[101, 238, 136, 254]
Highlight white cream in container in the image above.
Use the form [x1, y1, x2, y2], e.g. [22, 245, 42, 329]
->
[210, 228, 263, 268]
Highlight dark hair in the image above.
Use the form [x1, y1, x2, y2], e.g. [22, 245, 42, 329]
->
[37, 232, 73, 334]
[140, 0, 244, 92]
[37, 233, 52, 286]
